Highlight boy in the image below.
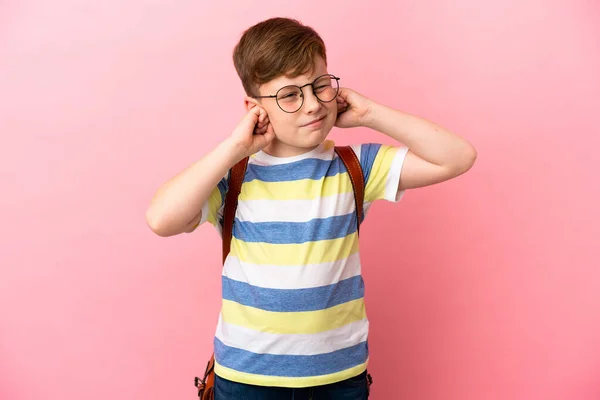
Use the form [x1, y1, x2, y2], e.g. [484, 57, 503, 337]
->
[147, 17, 476, 400]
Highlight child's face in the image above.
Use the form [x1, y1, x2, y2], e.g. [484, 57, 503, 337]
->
[246, 57, 339, 155]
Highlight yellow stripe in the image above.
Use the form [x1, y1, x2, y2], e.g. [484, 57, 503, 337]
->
[365, 146, 397, 203]
[206, 186, 223, 226]
[231, 233, 358, 266]
[240, 173, 353, 201]
[221, 298, 366, 334]
[214, 359, 368, 388]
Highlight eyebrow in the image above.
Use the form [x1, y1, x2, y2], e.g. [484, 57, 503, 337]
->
[278, 72, 329, 87]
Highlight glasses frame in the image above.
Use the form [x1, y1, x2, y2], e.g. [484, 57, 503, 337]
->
[251, 74, 341, 113]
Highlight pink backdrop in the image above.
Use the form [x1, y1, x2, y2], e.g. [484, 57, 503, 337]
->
[1, 1, 599, 399]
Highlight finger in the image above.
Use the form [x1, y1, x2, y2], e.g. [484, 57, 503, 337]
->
[253, 120, 265, 131]
[260, 109, 271, 127]
[249, 104, 261, 115]
[337, 96, 348, 105]
[255, 118, 269, 132]
[248, 106, 261, 118]
[261, 121, 271, 133]
[244, 108, 261, 131]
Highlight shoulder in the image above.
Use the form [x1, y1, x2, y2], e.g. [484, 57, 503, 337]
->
[346, 143, 384, 164]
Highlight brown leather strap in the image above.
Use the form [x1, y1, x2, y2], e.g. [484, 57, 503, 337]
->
[335, 146, 365, 235]
[221, 157, 249, 264]
[211, 157, 248, 390]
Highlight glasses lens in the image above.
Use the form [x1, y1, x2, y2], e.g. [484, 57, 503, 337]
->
[313, 75, 338, 102]
[276, 86, 303, 112]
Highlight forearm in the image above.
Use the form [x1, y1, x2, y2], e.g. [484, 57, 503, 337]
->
[146, 138, 244, 237]
[364, 102, 476, 171]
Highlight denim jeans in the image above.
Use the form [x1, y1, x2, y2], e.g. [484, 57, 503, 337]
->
[214, 370, 370, 400]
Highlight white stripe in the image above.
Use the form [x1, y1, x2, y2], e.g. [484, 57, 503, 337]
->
[363, 201, 373, 219]
[223, 253, 362, 289]
[349, 144, 363, 163]
[249, 141, 336, 166]
[215, 315, 369, 356]
[236, 191, 356, 223]
[385, 147, 409, 202]
[200, 200, 210, 225]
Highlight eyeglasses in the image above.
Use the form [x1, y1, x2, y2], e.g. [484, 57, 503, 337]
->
[251, 74, 340, 113]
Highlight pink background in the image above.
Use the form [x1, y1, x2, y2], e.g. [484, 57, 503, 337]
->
[1, 1, 599, 399]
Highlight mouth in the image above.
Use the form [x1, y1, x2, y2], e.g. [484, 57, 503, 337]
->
[302, 115, 327, 127]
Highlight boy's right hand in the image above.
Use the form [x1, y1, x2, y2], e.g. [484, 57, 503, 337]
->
[229, 105, 275, 159]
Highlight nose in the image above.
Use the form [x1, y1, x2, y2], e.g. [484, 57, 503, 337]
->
[301, 87, 322, 114]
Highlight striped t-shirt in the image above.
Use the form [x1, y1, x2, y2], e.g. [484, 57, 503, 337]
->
[199, 140, 408, 388]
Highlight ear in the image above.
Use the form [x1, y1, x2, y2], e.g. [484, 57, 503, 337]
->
[244, 96, 261, 112]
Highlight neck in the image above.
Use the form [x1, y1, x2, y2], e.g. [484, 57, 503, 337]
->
[261, 138, 320, 158]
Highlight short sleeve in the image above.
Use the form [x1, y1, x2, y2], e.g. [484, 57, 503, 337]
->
[350, 143, 409, 203]
[197, 171, 229, 233]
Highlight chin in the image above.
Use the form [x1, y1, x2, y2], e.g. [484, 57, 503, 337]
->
[303, 125, 332, 146]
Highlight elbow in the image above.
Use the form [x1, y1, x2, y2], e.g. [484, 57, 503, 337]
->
[146, 208, 173, 237]
[453, 145, 478, 176]
[464, 145, 477, 172]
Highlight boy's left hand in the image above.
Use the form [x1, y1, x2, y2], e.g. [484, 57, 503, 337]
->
[335, 87, 374, 129]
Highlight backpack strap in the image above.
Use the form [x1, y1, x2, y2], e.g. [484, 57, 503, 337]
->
[221, 157, 249, 264]
[200, 157, 247, 399]
[335, 146, 365, 235]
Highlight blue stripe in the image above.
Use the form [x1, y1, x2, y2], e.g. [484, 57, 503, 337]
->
[217, 177, 228, 204]
[222, 275, 364, 312]
[244, 158, 345, 183]
[360, 143, 381, 187]
[215, 338, 368, 377]
[233, 212, 357, 244]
